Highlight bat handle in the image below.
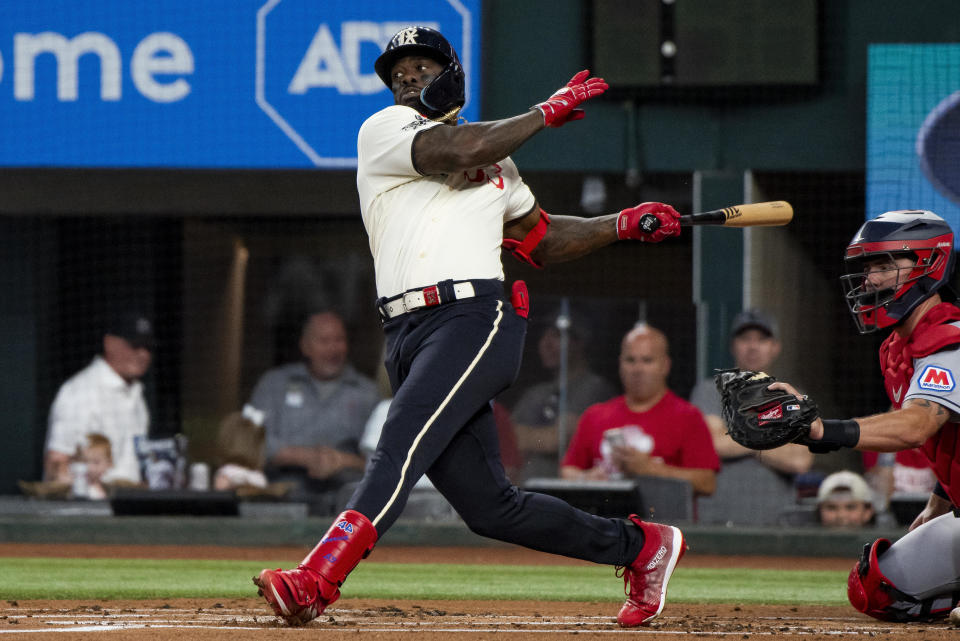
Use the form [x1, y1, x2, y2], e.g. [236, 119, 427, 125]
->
[638, 213, 693, 231]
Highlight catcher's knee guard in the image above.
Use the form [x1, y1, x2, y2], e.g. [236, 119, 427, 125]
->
[848, 538, 954, 622]
[848, 538, 900, 621]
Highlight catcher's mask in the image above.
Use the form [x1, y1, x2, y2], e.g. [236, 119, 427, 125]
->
[375, 26, 465, 123]
[841, 210, 956, 334]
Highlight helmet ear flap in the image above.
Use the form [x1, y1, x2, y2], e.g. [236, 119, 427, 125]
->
[420, 59, 465, 116]
[374, 26, 465, 119]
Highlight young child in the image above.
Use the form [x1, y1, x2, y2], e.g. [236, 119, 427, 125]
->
[81, 433, 113, 500]
[212, 411, 268, 490]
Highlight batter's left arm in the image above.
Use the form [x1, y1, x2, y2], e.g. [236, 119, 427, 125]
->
[503, 200, 680, 265]
[519, 212, 619, 264]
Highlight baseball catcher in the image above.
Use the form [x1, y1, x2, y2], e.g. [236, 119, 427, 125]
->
[720, 211, 960, 625]
[714, 369, 820, 450]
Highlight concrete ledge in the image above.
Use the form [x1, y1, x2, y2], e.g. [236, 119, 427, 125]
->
[0, 513, 906, 557]
[682, 525, 895, 558]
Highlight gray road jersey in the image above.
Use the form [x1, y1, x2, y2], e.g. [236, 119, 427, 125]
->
[904, 325, 960, 421]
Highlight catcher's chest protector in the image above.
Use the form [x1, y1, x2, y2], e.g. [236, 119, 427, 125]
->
[880, 302, 960, 504]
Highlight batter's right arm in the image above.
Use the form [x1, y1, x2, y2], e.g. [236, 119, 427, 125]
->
[413, 110, 544, 175]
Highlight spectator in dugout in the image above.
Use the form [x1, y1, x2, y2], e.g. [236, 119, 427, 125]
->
[212, 410, 268, 491]
[43, 310, 155, 488]
[243, 310, 380, 515]
[560, 323, 719, 496]
[816, 470, 877, 529]
[691, 309, 814, 526]
[510, 307, 617, 481]
[80, 433, 113, 500]
[862, 449, 937, 523]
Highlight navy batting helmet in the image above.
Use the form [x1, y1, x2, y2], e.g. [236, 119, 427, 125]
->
[841, 210, 956, 333]
[374, 26, 465, 119]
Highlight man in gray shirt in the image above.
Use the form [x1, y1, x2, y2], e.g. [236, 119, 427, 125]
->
[244, 311, 380, 514]
[690, 309, 812, 525]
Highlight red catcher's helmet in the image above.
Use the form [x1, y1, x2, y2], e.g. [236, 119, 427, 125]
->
[841, 210, 956, 333]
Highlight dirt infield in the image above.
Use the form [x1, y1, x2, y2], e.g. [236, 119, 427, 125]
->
[2, 543, 957, 640]
[4, 598, 957, 640]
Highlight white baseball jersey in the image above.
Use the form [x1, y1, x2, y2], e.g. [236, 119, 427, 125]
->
[904, 321, 960, 420]
[356, 105, 536, 298]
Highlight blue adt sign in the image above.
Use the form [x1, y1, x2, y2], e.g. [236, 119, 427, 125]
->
[0, 1, 480, 168]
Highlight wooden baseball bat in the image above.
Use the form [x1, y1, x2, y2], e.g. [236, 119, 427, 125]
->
[638, 200, 793, 233]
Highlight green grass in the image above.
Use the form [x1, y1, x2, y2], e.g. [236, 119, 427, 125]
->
[0, 557, 849, 605]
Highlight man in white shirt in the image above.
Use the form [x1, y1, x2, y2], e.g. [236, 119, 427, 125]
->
[44, 311, 154, 486]
[255, 26, 684, 629]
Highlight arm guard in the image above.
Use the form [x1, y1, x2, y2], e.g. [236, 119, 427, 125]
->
[502, 209, 551, 268]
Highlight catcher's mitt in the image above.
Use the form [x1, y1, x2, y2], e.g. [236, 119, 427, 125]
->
[714, 368, 819, 450]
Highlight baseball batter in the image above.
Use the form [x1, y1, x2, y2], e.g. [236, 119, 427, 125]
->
[254, 26, 685, 628]
[771, 210, 960, 623]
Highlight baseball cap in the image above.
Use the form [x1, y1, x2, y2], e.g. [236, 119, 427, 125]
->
[105, 311, 156, 349]
[816, 470, 873, 504]
[731, 308, 778, 339]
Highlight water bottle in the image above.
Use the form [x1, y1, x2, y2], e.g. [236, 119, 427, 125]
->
[69, 462, 88, 499]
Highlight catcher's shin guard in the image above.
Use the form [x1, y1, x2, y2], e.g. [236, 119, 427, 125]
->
[617, 515, 687, 627]
[847, 538, 952, 622]
[253, 509, 378, 626]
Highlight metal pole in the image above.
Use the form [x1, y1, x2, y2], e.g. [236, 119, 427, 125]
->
[555, 298, 571, 470]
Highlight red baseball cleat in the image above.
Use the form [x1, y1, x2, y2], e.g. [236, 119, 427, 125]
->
[253, 510, 378, 626]
[253, 565, 339, 626]
[616, 515, 687, 627]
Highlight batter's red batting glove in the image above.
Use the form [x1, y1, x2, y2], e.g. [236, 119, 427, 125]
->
[617, 202, 682, 242]
[533, 70, 609, 127]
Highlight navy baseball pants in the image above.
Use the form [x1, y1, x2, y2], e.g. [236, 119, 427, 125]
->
[346, 279, 643, 566]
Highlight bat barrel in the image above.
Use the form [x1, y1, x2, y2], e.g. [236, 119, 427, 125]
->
[719, 201, 793, 227]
